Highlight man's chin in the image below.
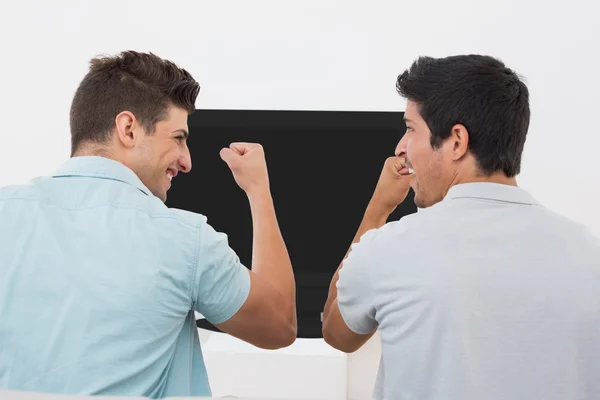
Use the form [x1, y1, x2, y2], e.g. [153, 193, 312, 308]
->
[414, 193, 443, 209]
[413, 193, 428, 209]
[151, 188, 168, 203]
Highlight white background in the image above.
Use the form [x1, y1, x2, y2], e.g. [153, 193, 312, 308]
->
[0, 0, 598, 237]
[0, 1, 598, 398]
[0, 0, 600, 234]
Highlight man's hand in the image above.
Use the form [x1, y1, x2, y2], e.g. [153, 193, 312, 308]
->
[220, 142, 269, 198]
[369, 156, 413, 214]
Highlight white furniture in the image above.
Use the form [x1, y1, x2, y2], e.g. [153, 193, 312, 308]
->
[346, 331, 381, 400]
[200, 327, 348, 399]
[198, 311, 381, 400]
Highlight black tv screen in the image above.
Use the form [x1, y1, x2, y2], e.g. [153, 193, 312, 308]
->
[166, 109, 417, 338]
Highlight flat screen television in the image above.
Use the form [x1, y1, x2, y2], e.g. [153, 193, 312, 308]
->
[165, 109, 417, 338]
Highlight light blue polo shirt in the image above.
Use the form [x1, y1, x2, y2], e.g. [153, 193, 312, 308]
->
[0, 156, 251, 398]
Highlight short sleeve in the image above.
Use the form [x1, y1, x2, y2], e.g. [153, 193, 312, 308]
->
[336, 229, 379, 335]
[192, 221, 251, 325]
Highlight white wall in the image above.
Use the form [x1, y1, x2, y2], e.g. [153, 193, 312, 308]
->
[0, 0, 598, 235]
[1, 0, 598, 398]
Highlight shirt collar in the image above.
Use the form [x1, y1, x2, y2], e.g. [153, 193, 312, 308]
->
[444, 182, 539, 205]
[51, 156, 153, 196]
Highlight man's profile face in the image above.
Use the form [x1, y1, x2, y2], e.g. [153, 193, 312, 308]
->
[131, 106, 192, 202]
[397, 101, 451, 208]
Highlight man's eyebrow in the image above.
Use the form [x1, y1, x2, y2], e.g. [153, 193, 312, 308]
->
[174, 129, 189, 138]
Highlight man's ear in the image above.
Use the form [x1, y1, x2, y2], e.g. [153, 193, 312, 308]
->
[114, 111, 140, 149]
[449, 123, 469, 161]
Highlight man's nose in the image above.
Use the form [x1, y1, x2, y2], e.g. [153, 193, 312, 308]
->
[179, 146, 192, 173]
[395, 135, 408, 157]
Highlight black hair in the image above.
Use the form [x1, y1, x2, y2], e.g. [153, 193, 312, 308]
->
[396, 55, 530, 176]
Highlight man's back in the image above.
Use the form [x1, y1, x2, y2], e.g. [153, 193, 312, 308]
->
[338, 183, 600, 399]
[0, 156, 250, 398]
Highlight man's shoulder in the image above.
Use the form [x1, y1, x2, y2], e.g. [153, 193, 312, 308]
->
[165, 207, 209, 228]
[126, 200, 212, 234]
[0, 179, 43, 199]
[0, 178, 62, 211]
[540, 206, 594, 231]
[348, 203, 456, 267]
[363, 204, 443, 243]
[536, 206, 600, 248]
[0, 177, 211, 231]
[369, 198, 600, 252]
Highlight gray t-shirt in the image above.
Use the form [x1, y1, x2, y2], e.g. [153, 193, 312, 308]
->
[337, 182, 600, 400]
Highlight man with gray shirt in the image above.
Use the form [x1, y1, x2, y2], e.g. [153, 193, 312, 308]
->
[322, 54, 600, 399]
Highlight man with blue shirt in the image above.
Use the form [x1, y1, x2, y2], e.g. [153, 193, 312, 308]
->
[0, 50, 296, 398]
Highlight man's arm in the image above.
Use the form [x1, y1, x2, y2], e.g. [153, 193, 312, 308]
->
[195, 142, 296, 350]
[215, 188, 297, 349]
[322, 201, 390, 352]
[322, 156, 412, 352]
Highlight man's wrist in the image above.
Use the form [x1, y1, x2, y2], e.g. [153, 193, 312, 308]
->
[365, 199, 395, 223]
[247, 186, 273, 207]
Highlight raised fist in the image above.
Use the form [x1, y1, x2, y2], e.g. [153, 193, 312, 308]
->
[220, 142, 270, 197]
[370, 156, 413, 213]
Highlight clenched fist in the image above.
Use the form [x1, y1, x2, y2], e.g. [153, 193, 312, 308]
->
[220, 142, 270, 197]
[369, 156, 413, 214]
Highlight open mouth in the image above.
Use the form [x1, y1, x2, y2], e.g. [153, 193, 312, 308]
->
[166, 168, 178, 182]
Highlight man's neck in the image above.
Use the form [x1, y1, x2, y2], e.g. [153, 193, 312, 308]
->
[72, 145, 118, 161]
[461, 172, 518, 187]
[442, 170, 518, 201]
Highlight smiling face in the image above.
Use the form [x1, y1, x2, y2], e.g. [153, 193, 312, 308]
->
[395, 101, 456, 208]
[117, 105, 192, 202]
[394, 55, 529, 204]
